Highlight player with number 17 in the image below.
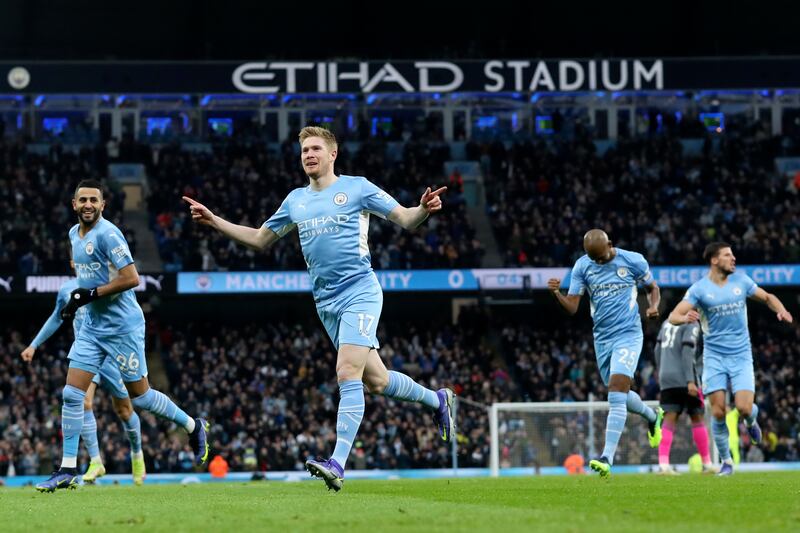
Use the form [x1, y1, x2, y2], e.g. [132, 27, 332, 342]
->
[184, 127, 455, 492]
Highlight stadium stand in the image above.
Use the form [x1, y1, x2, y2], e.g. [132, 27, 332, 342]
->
[4, 120, 800, 273]
[2, 302, 797, 475]
[1, 307, 507, 474]
[146, 137, 483, 272]
[483, 127, 800, 267]
[0, 139, 131, 275]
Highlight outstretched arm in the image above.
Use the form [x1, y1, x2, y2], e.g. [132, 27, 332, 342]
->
[668, 300, 700, 325]
[750, 287, 793, 323]
[644, 282, 661, 320]
[183, 196, 279, 251]
[22, 305, 65, 361]
[547, 278, 581, 315]
[387, 186, 447, 230]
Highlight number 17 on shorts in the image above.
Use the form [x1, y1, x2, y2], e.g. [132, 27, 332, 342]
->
[338, 306, 382, 349]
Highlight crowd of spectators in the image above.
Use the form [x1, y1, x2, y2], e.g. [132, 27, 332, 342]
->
[484, 123, 800, 267]
[4, 116, 800, 274]
[1, 130, 480, 278]
[1, 298, 797, 477]
[0, 306, 510, 476]
[0, 139, 131, 275]
[3, 117, 800, 477]
[494, 302, 800, 466]
[147, 137, 484, 272]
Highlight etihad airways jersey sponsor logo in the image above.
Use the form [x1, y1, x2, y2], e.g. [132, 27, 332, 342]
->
[74, 262, 102, 279]
[297, 214, 352, 240]
[297, 215, 350, 231]
[588, 282, 633, 298]
[707, 300, 746, 316]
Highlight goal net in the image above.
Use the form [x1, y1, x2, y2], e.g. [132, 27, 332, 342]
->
[489, 400, 708, 476]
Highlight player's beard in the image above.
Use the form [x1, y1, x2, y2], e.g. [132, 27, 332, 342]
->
[79, 208, 100, 225]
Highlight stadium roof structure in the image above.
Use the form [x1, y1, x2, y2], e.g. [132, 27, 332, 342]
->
[4, 57, 800, 95]
[4, 57, 800, 141]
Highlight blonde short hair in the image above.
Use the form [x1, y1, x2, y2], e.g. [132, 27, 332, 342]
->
[298, 126, 338, 152]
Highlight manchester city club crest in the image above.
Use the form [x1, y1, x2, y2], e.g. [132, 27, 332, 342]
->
[196, 274, 212, 291]
[617, 267, 627, 278]
[85, 241, 94, 255]
[733, 287, 742, 295]
[333, 192, 348, 206]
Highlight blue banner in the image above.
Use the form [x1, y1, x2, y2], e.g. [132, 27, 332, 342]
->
[178, 270, 488, 293]
[650, 265, 800, 287]
[559, 264, 800, 289]
[177, 265, 800, 294]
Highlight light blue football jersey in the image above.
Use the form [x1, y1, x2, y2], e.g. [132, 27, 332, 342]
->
[69, 217, 145, 336]
[264, 175, 400, 303]
[683, 272, 758, 357]
[568, 248, 654, 344]
[30, 278, 86, 348]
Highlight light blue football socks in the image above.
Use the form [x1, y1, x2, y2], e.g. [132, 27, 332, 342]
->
[712, 418, 732, 461]
[382, 371, 439, 409]
[122, 411, 143, 454]
[601, 391, 628, 465]
[81, 410, 100, 459]
[331, 380, 365, 468]
[626, 390, 656, 423]
[61, 385, 86, 468]
[131, 388, 193, 432]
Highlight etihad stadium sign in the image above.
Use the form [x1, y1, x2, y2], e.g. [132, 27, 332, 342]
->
[4, 58, 800, 94]
[232, 59, 662, 93]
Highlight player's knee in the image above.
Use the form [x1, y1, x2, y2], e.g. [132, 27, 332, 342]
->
[711, 405, 726, 420]
[607, 374, 631, 393]
[62, 384, 85, 406]
[114, 400, 133, 421]
[83, 396, 93, 411]
[336, 362, 361, 382]
[607, 383, 629, 394]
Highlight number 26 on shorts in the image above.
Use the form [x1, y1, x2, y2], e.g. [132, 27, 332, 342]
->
[115, 352, 140, 373]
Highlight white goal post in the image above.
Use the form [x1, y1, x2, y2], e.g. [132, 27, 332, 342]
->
[489, 399, 710, 476]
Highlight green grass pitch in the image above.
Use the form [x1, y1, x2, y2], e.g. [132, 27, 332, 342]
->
[2, 473, 799, 532]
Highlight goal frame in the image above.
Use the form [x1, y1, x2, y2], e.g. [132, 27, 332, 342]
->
[489, 399, 662, 477]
